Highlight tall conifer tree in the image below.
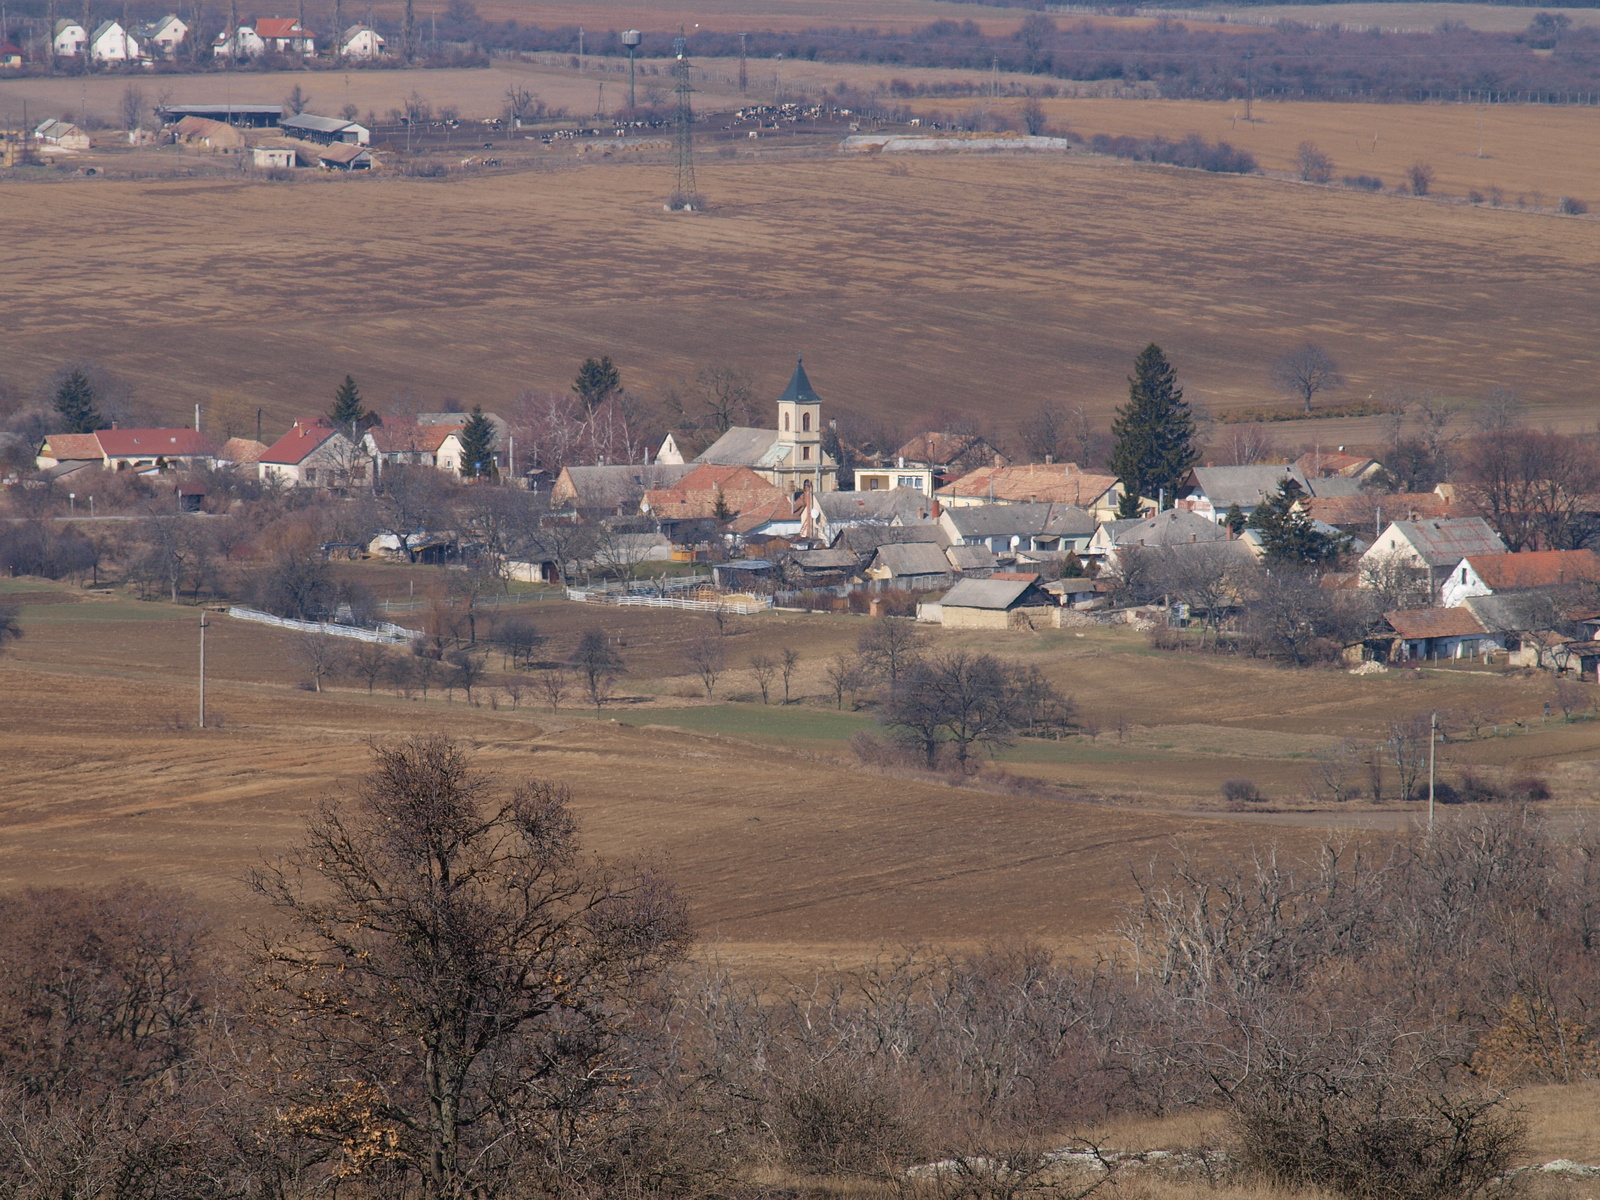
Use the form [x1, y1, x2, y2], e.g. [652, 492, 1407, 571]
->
[1109, 344, 1199, 517]
[329, 375, 371, 435]
[53, 368, 102, 434]
[457, 406, 497, 479]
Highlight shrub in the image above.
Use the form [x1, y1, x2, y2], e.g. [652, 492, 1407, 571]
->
[1407, 161, 1435, 196]
[1454, 769, 1503, 804]
[1507, 776, 1552, 802]
[1087, 131, 1256, 174]
[1222, 778, 1263, 804]
[1343, 174, 1384, 191]
[1560, 196, 1588, 214]
[1468, 189, 1484, 204]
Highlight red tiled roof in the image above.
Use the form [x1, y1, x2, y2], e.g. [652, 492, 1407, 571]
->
[218, 437, 268, 464]
[253, 17, 307, 36]
[96, 428, 219, 458]
[937, 464, 1120, 506]
[1465, 549, 1600, 590]
[1387, 608, 1488, 639]
[893, 431, 1006, 467]
[368, 423, 461, 454]
[1305, 493, 1456, 525]
[260, 420, 338, 465]
[41, 433, 105, 461]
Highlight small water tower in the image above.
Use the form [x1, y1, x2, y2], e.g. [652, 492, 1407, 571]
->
[622, 29, 642, 109]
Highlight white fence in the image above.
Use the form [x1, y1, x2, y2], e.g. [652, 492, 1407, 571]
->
[226, 606, 420, 644]
[565, 590, 771, 614]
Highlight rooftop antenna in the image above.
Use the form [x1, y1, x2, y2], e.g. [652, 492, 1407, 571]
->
[667, 25, 697, 210]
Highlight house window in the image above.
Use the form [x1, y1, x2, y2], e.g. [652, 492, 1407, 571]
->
[305, 468, 318, 485]
[802, 412, 811, 432]
[897, 475, 921, 490]
[783, 412, 790, 431]
[802, 446, 811, 461]
[1460, 567, 1467, 584]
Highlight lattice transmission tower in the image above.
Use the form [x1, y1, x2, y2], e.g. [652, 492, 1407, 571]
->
[668, 27, 700, 211]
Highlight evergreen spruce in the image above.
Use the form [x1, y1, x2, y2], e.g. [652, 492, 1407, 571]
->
[329, 375, 372, 435]
[1248, 480, 1348, 565]
[53, 368, 103, 434]
[1223, 502, 1247, 535]
[1109, 344, 1200, 518]
[572, 357, 621, 413]
[457, 406, 497, 479]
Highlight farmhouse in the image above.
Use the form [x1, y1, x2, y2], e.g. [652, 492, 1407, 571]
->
[551, 464, 692, 515]
[258, 420, 363, 488]
[1440, 549, 1600, 608]
[693, 357, 839, 492]
[337, 23, 385, 57]
[51, 19, 86, 56]
[87, 20, 139, 60]
[1358, 518, 1507, 586]
[936, 463, 1124, 519]
[1386, 607, 1493, 662]
[37, 429, 218, 472]
[642, 465, 784, 522]
[931, 574, 1053, 628]
[938, 502, 1095, 555]
[364, 422, 463, 473]
[212, 23, 265, 57]
[1177, 465, 1311, 522]
[135, 13, 188, 56]
[1295, 448, 1383, 483]
[253, 16, 315, 53]
[0, 40, 22, 66]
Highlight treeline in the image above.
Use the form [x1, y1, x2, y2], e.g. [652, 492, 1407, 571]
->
[1, 735, 1593, 1199]
[425, 13, 1600, 103]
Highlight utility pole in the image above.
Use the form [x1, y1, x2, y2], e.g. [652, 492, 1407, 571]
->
[1477, 99, 1484, 157]
[577, 24, 583, 64]
[738, 31, 747, 94]
[991, 55, 999, 97]
[1244, 49, 1255, 121]
[198, 612, 208, 729]
[1427, 710, 1437, 835]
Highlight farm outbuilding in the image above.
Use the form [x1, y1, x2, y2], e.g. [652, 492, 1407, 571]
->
[251, 146, 295, 169]
[932, 575, 1053, 629]
[282, 113, 370, 146]
[317, 144, 373, 170]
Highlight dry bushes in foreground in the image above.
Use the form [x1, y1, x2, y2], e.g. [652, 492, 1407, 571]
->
[3, 743, 1597, 1199]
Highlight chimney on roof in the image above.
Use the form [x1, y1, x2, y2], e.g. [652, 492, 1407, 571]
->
[993, 454, 1003, 468]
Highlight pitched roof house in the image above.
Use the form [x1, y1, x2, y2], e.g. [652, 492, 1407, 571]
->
[1091, 508, 1227, 555]
[1441, 549, 1600, 608]
[1386, 606, 1493, 662]
[936, 463, 1123, 519]
[253, 16, 315, 53]
[37, 429, 218, 472]
[0, 40, 25, 66]
[51, 19, 86, 55]
[1177, 465, 1311, 522]
[865, 541, 957, 589]
[551, 464, 693, 513]
[338, 23, 386, 57]
[1302, 491, 1457, 532]
[88, 19, 138, 60]
[364, 423, 463, 472]
[938, 502, 1096, 554]
[217, 437, 268, 466]
[258, 420, 363, 488]
[1295, 449, 1382, 482]
[135, 13, 188, 55]
[1358, 518, 1507, 581]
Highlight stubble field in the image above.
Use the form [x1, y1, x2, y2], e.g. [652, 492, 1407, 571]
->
[5, 571, 1598, 978]
[6, 124, 1600, 449]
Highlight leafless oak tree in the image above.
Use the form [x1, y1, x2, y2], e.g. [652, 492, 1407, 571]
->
[1270, 342, 1346, 413]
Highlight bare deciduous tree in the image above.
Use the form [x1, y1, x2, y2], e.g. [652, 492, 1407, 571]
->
[683, 636, 726, 699]
[294, 633, 345, 693]
[1295, 140, 1334, 182]
[857, 618, 927, 690]
[247, 736, 691, 1200]
[535, 665, 571, 711]
[748, 653, 776, 704]
[1270, 342, 1346, 413]
[780, 646, 800, 704]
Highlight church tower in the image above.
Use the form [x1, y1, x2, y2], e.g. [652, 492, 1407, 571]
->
[775, 355, 822, 470]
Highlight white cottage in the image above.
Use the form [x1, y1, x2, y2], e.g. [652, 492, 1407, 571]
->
[338, 23, 386, 57]
[88, 20, 139, 60]
[136, 13, 188, 56]
[257, 420, 364, 488]
[51, 19, 86, 55]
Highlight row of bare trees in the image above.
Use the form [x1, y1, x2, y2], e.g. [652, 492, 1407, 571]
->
[11, 741, 1593, 1200]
